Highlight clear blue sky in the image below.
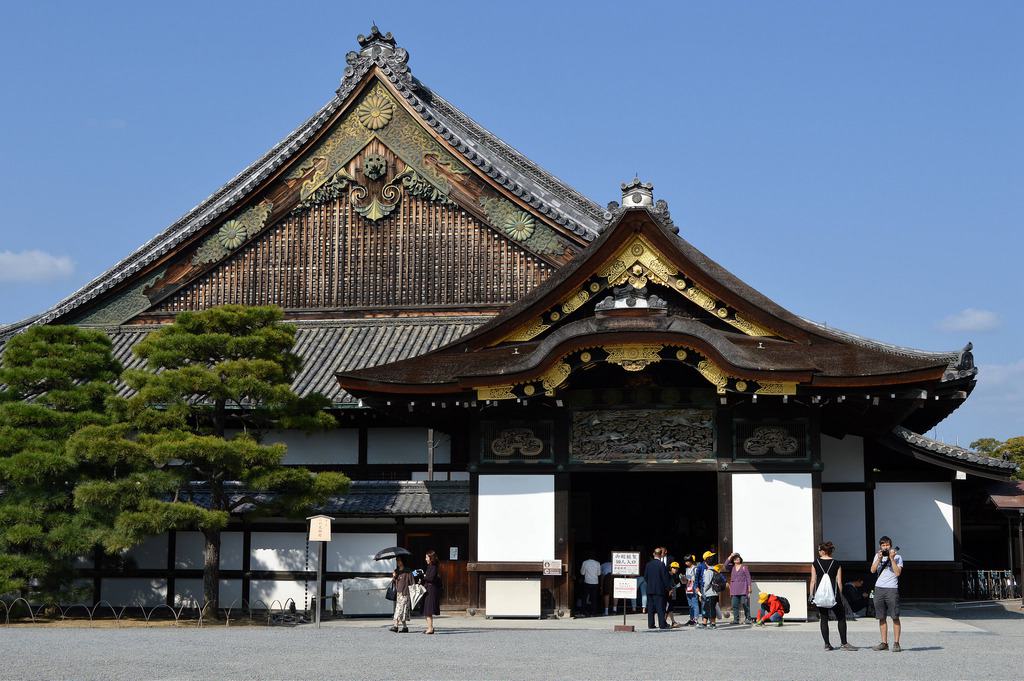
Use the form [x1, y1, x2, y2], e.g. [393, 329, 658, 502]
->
[0, 1, 1020, 444]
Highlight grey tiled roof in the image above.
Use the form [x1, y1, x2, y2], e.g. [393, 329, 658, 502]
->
[104, 317, 487, 406]
[892, 426, 1019, 472]
[0, 28, 600, 340]
[187, 480, 469, 517]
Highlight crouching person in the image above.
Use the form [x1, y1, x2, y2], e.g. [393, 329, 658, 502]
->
[755, 592, 785, 626]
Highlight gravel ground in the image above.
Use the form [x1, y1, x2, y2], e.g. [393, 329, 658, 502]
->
[1, 604, 1021, 680]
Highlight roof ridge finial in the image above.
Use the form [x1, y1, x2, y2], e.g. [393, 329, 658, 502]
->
[341, 26, 412, 94]
[621, 177, 654, 208]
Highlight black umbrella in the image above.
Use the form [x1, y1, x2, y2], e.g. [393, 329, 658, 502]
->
[374, 546, 412, 561]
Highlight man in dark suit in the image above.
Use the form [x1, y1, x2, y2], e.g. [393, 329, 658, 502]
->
[644, 548, 672, 630]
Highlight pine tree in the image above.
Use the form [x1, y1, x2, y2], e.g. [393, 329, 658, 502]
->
[68, 306, 349, 616]
[0, 325, 121, 599]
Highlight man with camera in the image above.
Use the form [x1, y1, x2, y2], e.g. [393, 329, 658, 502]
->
[870, 536, 903, 652]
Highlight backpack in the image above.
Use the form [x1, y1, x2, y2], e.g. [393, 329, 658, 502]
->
[711, 571, 727, 594]
[812, 559, 837, 608]
[777, 596, 791, 614]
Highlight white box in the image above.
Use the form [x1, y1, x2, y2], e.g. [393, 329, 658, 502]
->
[485, 578, 541, 618]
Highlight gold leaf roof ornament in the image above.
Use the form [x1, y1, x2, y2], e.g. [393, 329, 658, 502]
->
[356, 92, 395, 130]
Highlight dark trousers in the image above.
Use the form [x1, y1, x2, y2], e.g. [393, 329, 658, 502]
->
[647, 594, 668, 629]
[817, 603, 848, 645]
[584, 583, 599, 615]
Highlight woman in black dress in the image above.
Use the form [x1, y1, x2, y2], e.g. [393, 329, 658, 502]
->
[810, 541, 856, 651]
[421, 550, 441, 634]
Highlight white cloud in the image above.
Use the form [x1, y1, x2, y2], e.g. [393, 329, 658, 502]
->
[0, 250, 75, 283]
[937, 308, 1001, 333]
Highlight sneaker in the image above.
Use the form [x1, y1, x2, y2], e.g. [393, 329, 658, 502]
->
[754, 621, 763, 627]
[873, 642, 889, 651]
[389, 626, 399, 633]
[841, 644, 858, 651]
[696, 623, 707, 629]
[709, 623, 717, 629]
[399, 627, 408, 633]
[824, 644, 834, 651]
[892, 643, 902, 653]
[776, 621, 783, 627]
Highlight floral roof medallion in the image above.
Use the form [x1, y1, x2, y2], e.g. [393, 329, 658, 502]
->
[216, 220, 246, 249]
[356, 92, 395, 130]
[506, 211, 536, 241]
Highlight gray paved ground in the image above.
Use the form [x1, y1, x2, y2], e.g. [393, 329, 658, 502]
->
[1, 602, 1021, 680]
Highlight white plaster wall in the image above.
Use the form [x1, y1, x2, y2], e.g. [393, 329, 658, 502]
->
[367, 428, 451, 464]
[124, 533, 168, 569]
[478, 475, 554, 561]
[100, 578, 167, 607]
[821, 435, 864, 483]
[264, 429, 359, 465]
[249, 579, 310, 610]
[172, 579, 243, 607]
[822, 491, 867, 561]
[174, 531, 244, 570]
[327, 532, 397, 573]
[874, 482, 954, 560]
[250, 532, 317, 572]
[732, 473, 814, 563]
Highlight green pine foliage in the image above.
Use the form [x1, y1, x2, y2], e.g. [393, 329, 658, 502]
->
[0, 325, 121, 599]
[68, 306, 350, 613]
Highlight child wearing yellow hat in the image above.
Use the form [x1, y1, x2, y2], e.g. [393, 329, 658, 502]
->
[755, 591, 785, 626]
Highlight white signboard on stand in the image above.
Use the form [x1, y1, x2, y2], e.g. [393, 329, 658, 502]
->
[613, 577, 637, 600]
[612, 551, 640, 576]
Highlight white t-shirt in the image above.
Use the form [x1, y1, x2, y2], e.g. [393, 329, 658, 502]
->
[580, 559, 601, 584]
[875, 554, 903, 589]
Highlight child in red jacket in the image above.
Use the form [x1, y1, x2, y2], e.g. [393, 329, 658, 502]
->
[755, 592, 785, 626]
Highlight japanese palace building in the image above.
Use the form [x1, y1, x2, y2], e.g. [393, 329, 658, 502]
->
[2, 27, 1018, 616]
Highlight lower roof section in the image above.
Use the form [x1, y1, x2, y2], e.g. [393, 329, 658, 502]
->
[189, 480, 470, 517]
[885, 426, 1019, 479]
[102, 317, 487, 406]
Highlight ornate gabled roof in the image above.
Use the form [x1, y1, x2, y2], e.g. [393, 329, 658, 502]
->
[0, 26, 602, 340]
[337, 187, 978, 401]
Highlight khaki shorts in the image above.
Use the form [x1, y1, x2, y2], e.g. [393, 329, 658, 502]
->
[874, 587, 900, 620]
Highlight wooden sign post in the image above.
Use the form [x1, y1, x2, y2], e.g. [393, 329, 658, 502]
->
[307, 515, 333, 628]
[611, 550, 640, 632]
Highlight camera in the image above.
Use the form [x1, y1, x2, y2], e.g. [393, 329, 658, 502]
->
[880, 546, 900, 557]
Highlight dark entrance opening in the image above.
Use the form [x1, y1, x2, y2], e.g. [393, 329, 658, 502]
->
[569, 471, 718, 614]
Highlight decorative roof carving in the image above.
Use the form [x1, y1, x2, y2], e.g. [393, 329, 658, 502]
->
[942, 342, 977, 382]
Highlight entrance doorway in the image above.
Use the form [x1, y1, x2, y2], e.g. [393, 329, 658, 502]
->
[569, 471, 718, 613]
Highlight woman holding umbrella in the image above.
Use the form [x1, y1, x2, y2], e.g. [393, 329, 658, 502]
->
[420, 550, 442, 634]
[389, 556, 413, 633]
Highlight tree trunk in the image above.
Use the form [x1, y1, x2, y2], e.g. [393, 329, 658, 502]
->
[202, 528, 221, 620]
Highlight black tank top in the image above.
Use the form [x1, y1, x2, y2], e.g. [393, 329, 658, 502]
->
[814, 557, 839, 592]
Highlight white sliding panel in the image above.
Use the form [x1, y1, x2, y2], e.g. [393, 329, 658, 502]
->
[250, 532, 317, 572]
[173, 579, 243, 607]
[265, 429, 359, 465]
[124, 534, 167, 569]
[732, 473, 814, 563]
[822, 491, 867, 561]
[174, 531, 244, 570]
[478, 475, 554, 561]
[367, 428, 451, 464]
[327, 533, 398, 573]
[874, 482, 954, 560]
[821, 435, 864, 483]
[100, 578, 167, 607]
